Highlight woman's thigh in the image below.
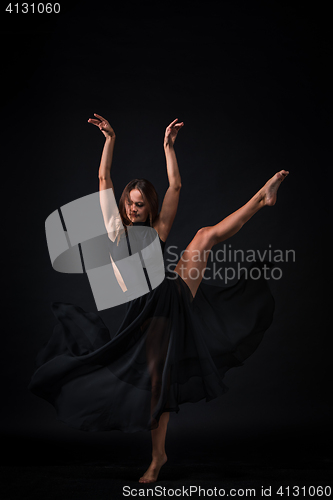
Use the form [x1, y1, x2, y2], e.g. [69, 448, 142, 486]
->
[173, 226, 216, 298]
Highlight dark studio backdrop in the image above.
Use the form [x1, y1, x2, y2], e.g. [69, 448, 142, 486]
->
[2, 0, 332, 486]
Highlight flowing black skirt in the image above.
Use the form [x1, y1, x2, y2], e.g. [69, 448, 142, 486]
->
[28, 265, 275, 432]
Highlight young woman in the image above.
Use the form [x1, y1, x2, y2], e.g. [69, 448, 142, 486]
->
[29, 113, 289, 484]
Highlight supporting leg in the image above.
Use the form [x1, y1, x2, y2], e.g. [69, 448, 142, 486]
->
[139, 412, 169, 483]
[139, 317, 170, 483]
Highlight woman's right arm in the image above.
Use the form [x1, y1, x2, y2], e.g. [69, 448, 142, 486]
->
[88, 113, 116, 193]
[88, 113, 122, 244]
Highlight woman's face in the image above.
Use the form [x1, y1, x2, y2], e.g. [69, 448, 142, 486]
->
[125, 189, 150, 224]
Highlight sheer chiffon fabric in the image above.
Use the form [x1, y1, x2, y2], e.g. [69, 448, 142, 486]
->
[29, 224, 275, 432]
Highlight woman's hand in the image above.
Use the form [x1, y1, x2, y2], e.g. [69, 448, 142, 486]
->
[89, 114, 116, 191]
[164, 118, 184, 148]
[88, 113, 115, 139]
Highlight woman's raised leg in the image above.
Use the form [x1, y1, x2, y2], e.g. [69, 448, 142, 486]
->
[174, 170, 289, 298]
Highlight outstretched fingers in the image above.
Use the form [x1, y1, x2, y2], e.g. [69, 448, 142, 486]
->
[87, 118, 101, 126]
[93, 113, 108, 122]
[167, 118, 184, 130]
[88, 113, 108, 126]
[174, 122, 184, 130]
[167, 118, 179, 128]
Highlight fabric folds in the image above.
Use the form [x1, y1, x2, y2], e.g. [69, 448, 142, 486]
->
[29, 259, 275, 433]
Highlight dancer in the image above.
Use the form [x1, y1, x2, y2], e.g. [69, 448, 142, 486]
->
[29, 113, 289, 484]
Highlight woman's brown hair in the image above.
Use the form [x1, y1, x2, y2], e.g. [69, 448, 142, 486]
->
[119, 179, 159, 226]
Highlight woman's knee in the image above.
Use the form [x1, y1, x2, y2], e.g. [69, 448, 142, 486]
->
[151, 382, 163, 398]
[194, 226, 216, 249]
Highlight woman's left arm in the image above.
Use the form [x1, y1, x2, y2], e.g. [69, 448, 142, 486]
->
[154, 119, 184, 241]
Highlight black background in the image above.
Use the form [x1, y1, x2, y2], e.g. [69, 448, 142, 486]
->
[1, 0, 332, 493]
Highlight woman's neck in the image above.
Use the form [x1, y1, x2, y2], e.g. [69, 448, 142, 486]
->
[131, 217, 150, 227]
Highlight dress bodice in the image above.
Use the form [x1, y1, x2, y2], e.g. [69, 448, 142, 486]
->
[131, 219, 166, 255]
[159, 237, 166, 254]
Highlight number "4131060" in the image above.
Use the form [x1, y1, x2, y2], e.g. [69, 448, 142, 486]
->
[5, 3, 60, 13]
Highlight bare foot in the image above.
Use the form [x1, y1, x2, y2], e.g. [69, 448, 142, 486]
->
[138, 454, 167, 483]
[260, 169, 289, 206]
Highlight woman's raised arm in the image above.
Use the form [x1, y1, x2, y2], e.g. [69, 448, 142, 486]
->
[88, 114, 122, 244]
[88, 113, 116, 193]
[154, 119, 184, 242]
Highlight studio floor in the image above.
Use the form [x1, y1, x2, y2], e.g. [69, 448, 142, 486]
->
[1, 424, 332, 500]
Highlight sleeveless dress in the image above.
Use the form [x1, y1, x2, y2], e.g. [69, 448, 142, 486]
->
[28, 219, 275, 433]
